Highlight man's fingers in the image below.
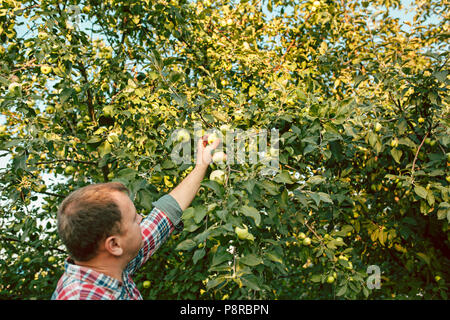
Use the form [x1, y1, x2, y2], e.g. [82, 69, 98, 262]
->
[199, 135, 221, 149]
[209, 137, 221, 149]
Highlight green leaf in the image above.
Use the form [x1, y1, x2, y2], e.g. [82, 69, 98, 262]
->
[433, 70, 448, 82]
[201, 180, 224, 197]
[426, 190, 435, 207]
[240, 205, 261, 226]
[368, 132, 378, 148]
[399, 137, 416, 148]
[117, 168, 137, 181]
[211, 250, 232, 267]
[414, 185, 428, 199]
[307, 175, 326, 185]
[239, 253, 263, 266]
[161, 159, 175, 169]
[416, 252, 430, 266]
[182, 207, 195, 220]
[98, 141, 112, 158]
[241, 275, 261, 290]
[273, 171, 295, 184]
[242, 179, 256, 194]
[318, 192, 333, 204]
[59, 87, 73, 104]
[308, 192, 320, 206]
[206, 276, 227, 291]
[175, 239, 197, 251]
[194, 205, 207, 224]
[257, 180, 280, 195]
[87, 136, 102, 144]
[265, 252, 283, 264]
[192, 248, 205, 264]
[391, 148, 402, 164]
[336, 285, 347, 296]
[137, 189, 153, 210]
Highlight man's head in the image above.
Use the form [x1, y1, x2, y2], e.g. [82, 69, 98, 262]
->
[57, 182, 143, 263]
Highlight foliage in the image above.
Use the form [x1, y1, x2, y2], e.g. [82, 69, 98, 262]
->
[0, 0, 449, 299]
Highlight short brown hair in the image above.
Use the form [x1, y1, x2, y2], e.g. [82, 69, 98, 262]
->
[57, 182, 130, 261]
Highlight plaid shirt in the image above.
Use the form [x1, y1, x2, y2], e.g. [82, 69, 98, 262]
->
[51, 194, 183, 300]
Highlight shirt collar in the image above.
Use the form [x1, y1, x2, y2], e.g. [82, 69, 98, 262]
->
[64, 258, 123, 292]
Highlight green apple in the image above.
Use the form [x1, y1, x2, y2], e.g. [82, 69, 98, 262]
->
[38, 32, 48, 40]
[82, 5, 91, 14]
[46, 106, 55, 114]
[302, 237, 311, 246]
[446, 176, 450, 183]
[65, 165, 76, 175]
[48, 256, 56, 263]
[374, 122, 382, 132]
[8, 82, 22, 95]
[143, 280, 151, 288]
[23, 257, 31, 263]
[390, 138, 398, 148]
[210, 169, 226, 185]
[36, 184, 47, 193]
[176, 129, 190, 143]
[235, 225, 255, 241]
[435, 275, 441, 282]
[40, 65, 52, 75]
[326, 276, 335, 284]
[212, 151, 227, 164]
[234, 109, 244, 121]
[298, 232, 306, 240]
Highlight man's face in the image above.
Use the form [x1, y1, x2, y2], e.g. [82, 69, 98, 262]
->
[112, 191, 143, 261]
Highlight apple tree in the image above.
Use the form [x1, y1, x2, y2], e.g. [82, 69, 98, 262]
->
[0, 0, 448, 299]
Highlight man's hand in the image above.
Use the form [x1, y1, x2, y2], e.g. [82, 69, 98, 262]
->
[196, 135, 221, 169]
[169, 135, 222, 211]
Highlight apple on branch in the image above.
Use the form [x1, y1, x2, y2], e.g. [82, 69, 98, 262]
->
[212, 151, 227, 164]
[175, 129, 190, 143]
[210, 169, 226, 185]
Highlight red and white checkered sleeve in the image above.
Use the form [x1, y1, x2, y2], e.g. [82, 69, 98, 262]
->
[126, 194, 183, 274]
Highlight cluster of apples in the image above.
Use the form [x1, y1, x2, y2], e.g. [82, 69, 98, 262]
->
[207, 133, 227, 185]
[175, 129, 228, 185]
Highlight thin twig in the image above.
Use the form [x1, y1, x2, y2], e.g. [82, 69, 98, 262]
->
[410, 131, 428, 184]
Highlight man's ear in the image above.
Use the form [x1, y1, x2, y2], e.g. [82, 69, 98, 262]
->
[104, 236, 123, 257]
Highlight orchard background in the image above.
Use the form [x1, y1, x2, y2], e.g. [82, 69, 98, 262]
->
[0, 0, 449, 299]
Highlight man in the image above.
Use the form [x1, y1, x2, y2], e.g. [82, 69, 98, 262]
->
[51, 135, 220, 300]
